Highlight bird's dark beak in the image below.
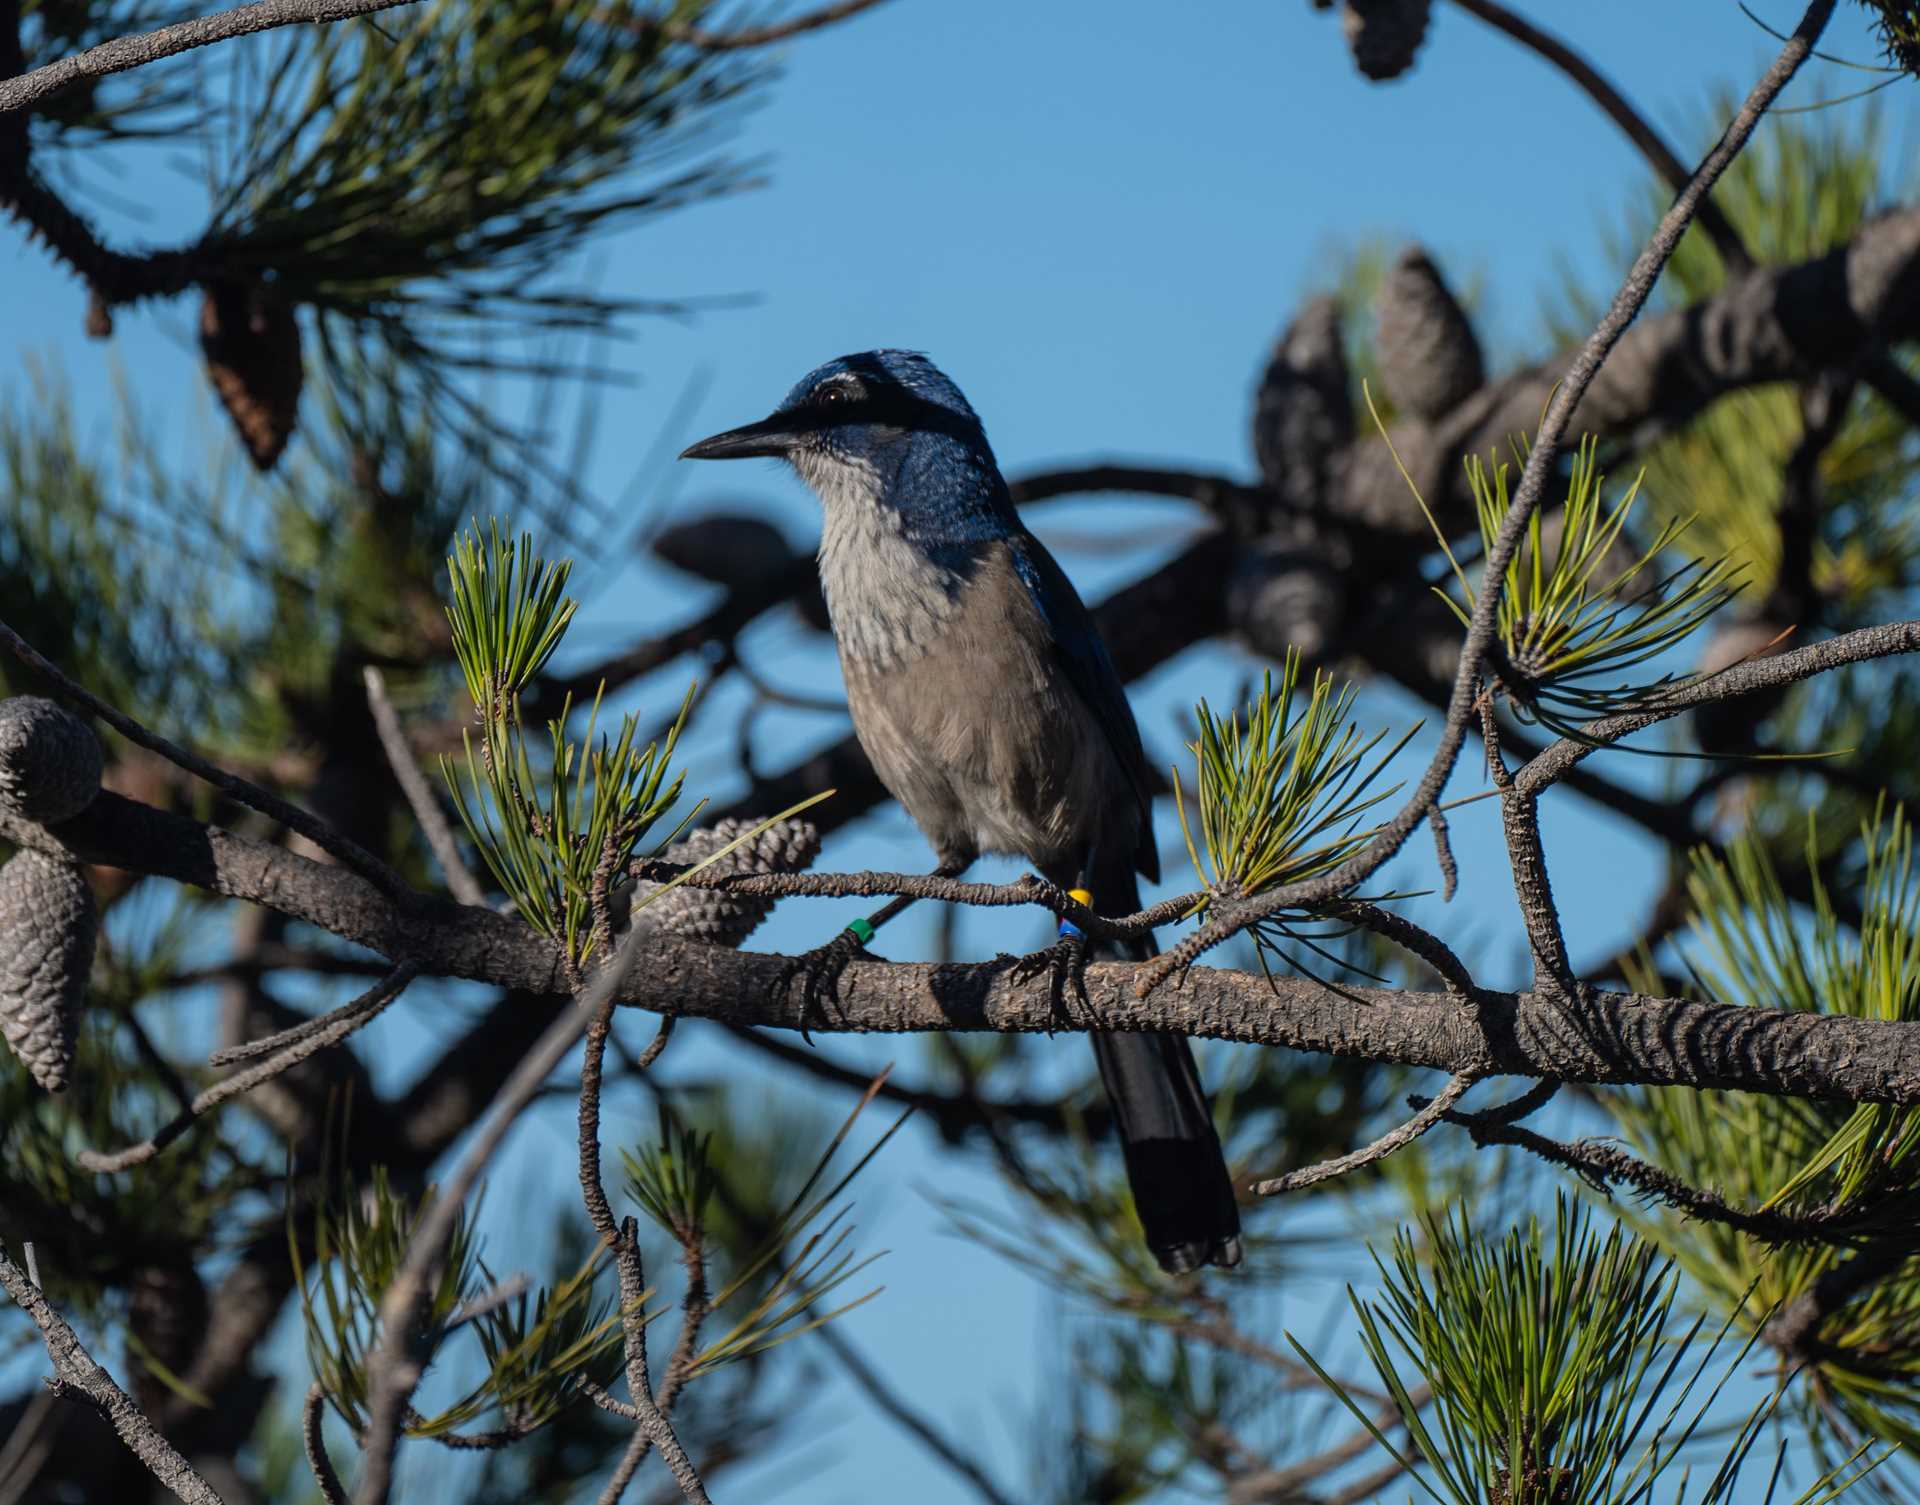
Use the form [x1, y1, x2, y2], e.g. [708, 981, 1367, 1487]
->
[679, 413, 802, 461]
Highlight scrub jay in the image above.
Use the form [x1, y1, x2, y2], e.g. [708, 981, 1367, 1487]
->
[682, 350, 1241, 1273]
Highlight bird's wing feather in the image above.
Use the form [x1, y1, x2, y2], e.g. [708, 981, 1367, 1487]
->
[1003, 529, 1158, 879]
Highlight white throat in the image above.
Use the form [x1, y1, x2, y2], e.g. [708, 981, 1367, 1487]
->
[797, 448, 961, 669]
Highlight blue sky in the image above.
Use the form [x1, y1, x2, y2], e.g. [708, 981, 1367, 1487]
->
[5, 2, 1913, 1501]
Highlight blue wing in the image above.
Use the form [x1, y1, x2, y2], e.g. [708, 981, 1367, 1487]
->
[1004, 528, 1160, 881]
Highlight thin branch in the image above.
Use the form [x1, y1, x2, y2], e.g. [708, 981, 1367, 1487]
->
[1321, 899, 1477, 997]
[77, 963, 417, 1171]
[363, 668, 485, 907]
[303, 1384, 348, 1505]
[1439, 1107, 1878, 1243]
[1133, 0, 1836, 993]
[616, 0, 894, 50]
[1448, 0, 1751, 271]
[1224, 1388, 1430, 1505]
[1251, 1075, 1478, 1196]
[814, 1326, 1020, 1505]
[0, 0, 422, 116]
[0, 620, 409, 896]
[0, 1248, 226, 1505]
[1515, 619, 1920, 796]
[1007, 462, 1268, 511]
[350, 928, 651, 1505]
[206, 963, 416, 1065]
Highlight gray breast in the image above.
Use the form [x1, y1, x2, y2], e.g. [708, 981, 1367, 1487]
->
[839, 543, 1134, 871]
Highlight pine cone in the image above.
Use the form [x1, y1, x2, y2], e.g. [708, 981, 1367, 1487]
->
[631, 818, 822, 949]
[1229, 534, 1348, 664]
[0, 850, 97, 1092]
[1252, 295, 1353, 511]
[1340, 0, 1432, 81]
[653, 515, 799, 595]
[1375, 245, 1484, 421]
[0, 696, 103, 825]
[200, 281, 304, 473]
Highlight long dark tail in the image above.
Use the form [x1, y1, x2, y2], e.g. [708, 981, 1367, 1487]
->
[1081, 858, 1242, 1274]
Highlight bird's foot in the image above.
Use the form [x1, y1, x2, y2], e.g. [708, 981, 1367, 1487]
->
[1008, 931, 1091, 1031]
[774, 927, 869, 1044]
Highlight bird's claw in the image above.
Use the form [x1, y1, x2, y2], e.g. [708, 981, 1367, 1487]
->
[775, 928, 868, 1044]
[1010, 932, 1091, 1031]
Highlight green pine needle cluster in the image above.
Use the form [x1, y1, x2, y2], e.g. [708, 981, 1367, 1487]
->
[442, 519, 692, 966]
[296, 1168, 625, 1439]
[621, 1094, 904, 1375]
[1612, 804, 1920, 1457]
[1417, 429, 1742, 736]
[1292, 1197, 1876, 1505]
[201, 0, 762, 467]
[1176, 646, 1410, 923]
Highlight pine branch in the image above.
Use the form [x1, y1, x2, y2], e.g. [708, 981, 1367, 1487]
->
[0, 0, 422, 116]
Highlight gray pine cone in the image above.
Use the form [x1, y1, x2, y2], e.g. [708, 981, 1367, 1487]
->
[652, 515, 799, 595]
[1340, 0, 1432, 82]
[1252, 296, 1353, 510]
[1375, 245, 1484, 421]
[0, 849, 98, 1092]
[0, 696, 103, 825]
[1228, 536, 1348, 664]
[631, 818, 823, 949]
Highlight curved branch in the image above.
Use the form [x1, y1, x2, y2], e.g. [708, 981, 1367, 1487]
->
[0, 0, 422, 116]
[1251, 1075, 1478, 1196]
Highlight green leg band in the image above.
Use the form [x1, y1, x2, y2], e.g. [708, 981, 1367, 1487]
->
[844, 917, 876, 946]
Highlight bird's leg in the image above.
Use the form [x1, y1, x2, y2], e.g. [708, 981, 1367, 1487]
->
[1008, 882, 1096, 1029]
[777, 859, 966, 1043]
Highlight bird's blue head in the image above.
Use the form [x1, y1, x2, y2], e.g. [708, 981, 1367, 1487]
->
[680, 350, 1012, 544]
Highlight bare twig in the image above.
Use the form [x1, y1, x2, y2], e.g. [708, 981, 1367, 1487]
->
[207, 962, 417, 1066]
[1252, 1075, 1478, 1196]
[363, 668, 485, 906]
[0, 0, 420, 117]
[1133, 0, 1837, 993]
[303, 1383, 348, 1505]
[0, 1248, 226, 1505]
[0, 620, 409, 895]
[78, 963, 417, 1171]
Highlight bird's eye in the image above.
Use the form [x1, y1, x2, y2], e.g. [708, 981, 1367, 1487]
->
[818, 385, 847, 406]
